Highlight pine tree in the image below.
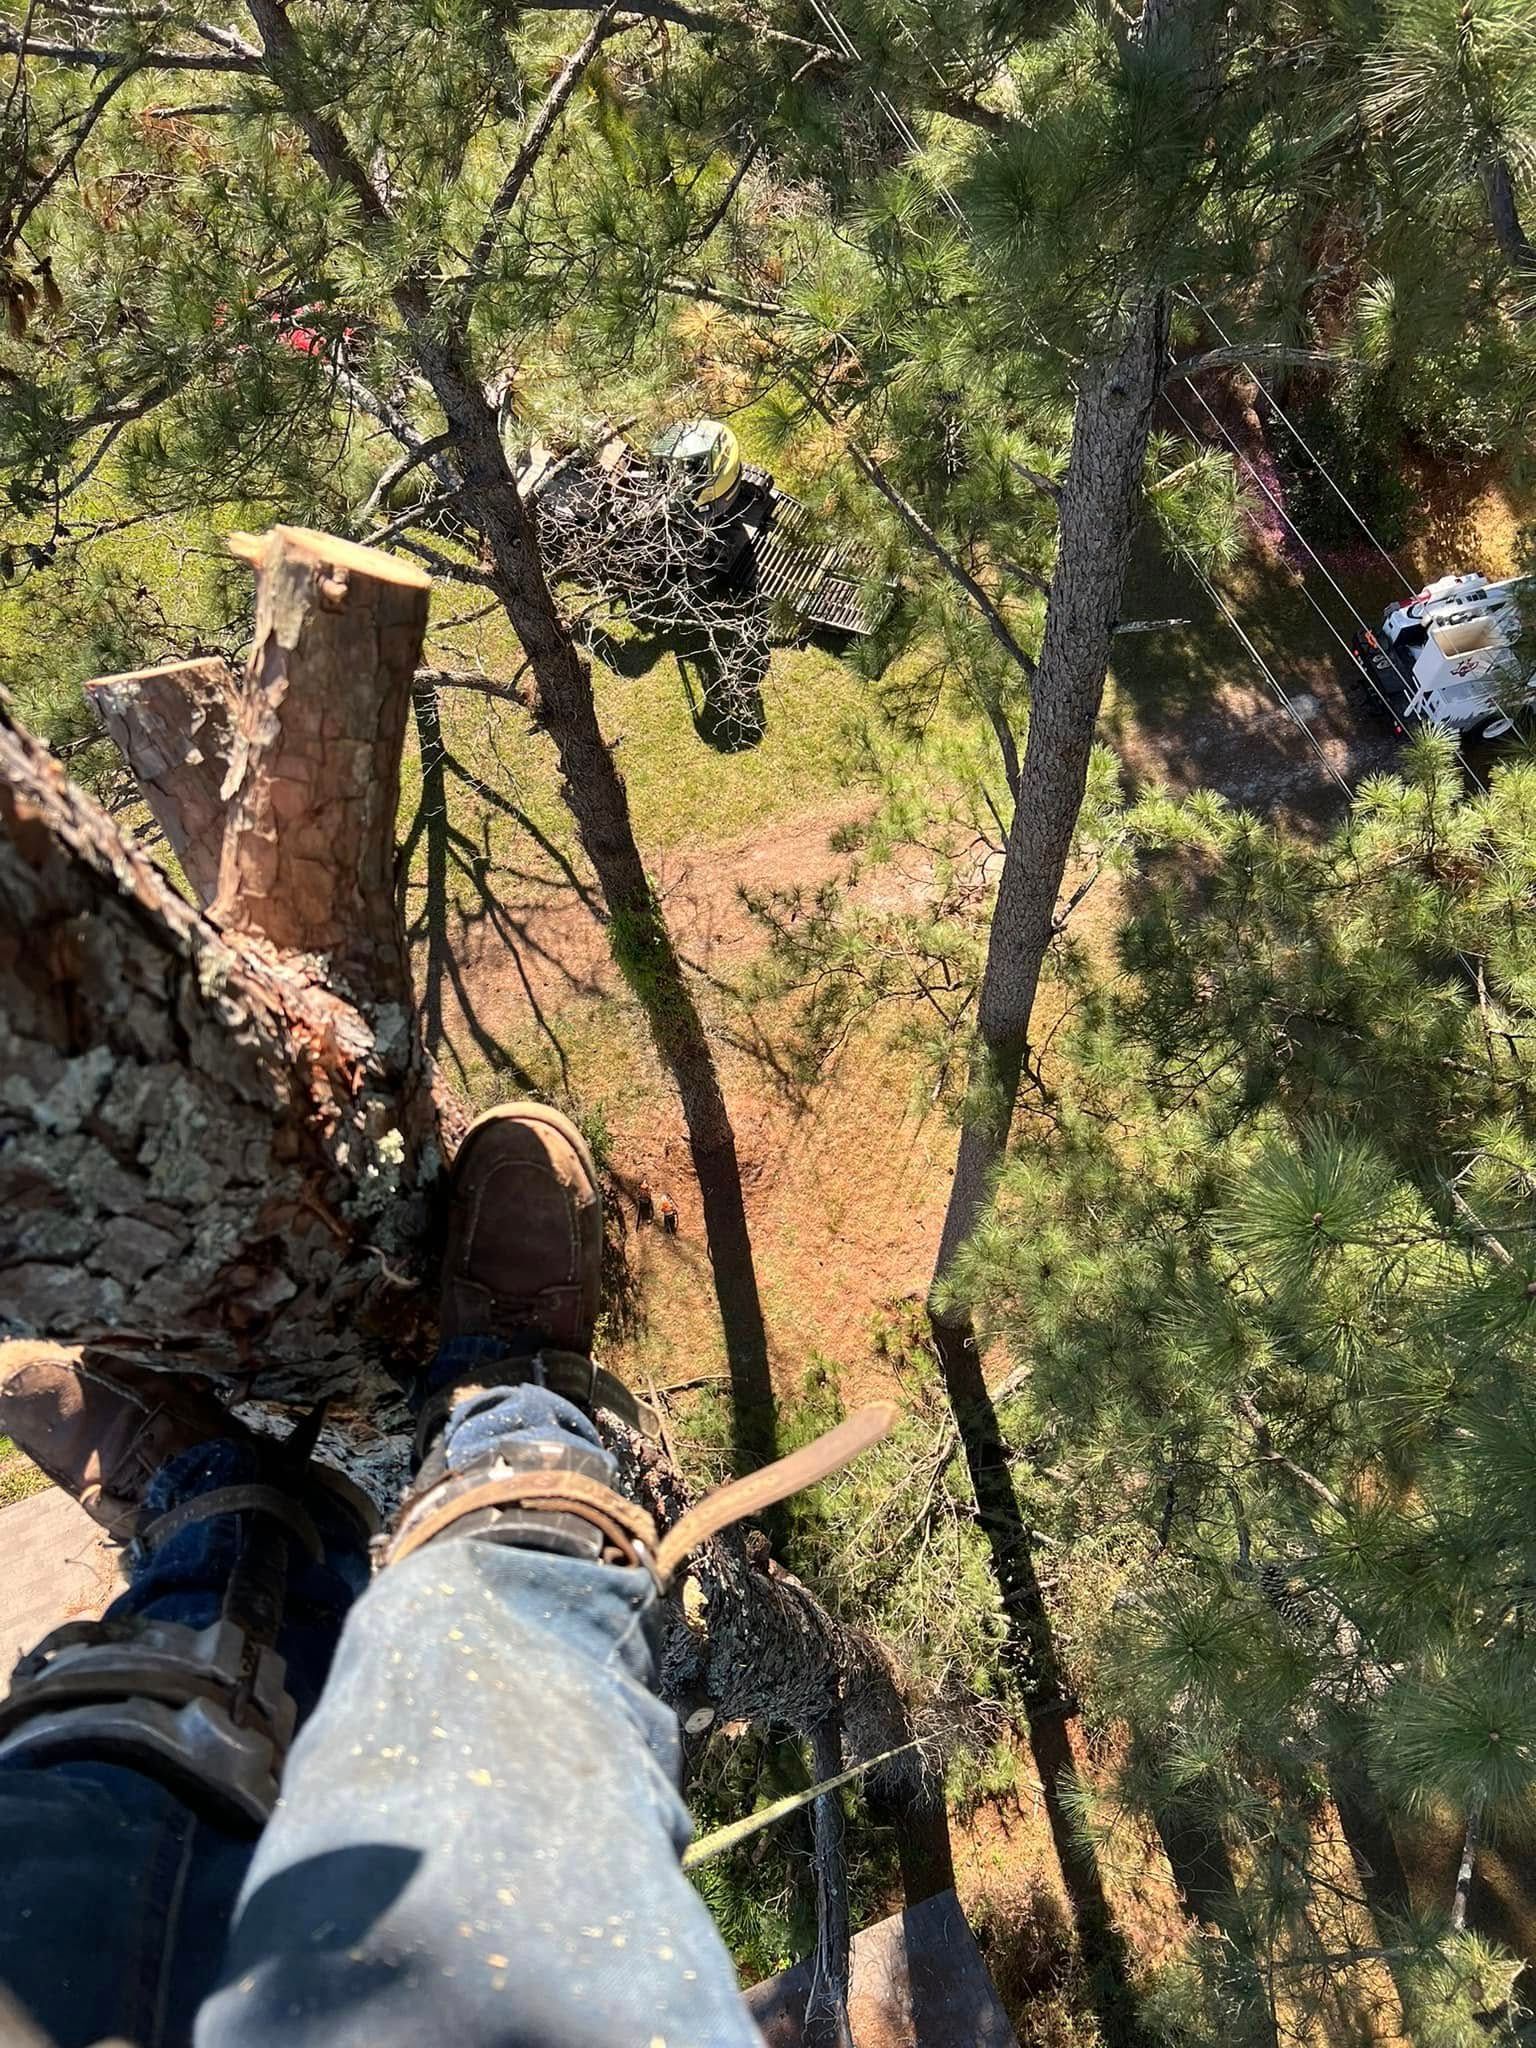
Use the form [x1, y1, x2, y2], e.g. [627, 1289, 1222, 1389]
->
[952, 741, 1536, 2043]
[0, 0, 782, 1446]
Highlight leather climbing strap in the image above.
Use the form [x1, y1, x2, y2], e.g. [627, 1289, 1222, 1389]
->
[385, 1470, 660, 1571]
[384, 1401, 898, 1587]
[651, 1403, 897, 1585]
[138, 1485, 325, 1564]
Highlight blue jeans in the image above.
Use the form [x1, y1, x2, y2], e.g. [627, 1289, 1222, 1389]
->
[0, 1388, 761, 2048]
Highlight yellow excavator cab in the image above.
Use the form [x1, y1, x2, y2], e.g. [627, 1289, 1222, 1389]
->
[649, 419, 742, 509]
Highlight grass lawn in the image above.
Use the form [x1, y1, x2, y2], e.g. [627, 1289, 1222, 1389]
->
[0, 1437, 49, 1508]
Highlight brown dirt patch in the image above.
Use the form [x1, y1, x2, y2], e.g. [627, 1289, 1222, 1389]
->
[426, 790, 955, 1396]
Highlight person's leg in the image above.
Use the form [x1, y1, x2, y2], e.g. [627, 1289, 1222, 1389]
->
[2, 1102, 763, 2048]
[199, 1384, 760, 2048]
[201, 1102, 759, 2048]
[0, 1348, 371, 2048]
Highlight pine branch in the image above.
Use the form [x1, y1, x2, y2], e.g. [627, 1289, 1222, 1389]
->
[916, 84, 1009, 132]
[1450, 1796, 1482, 1931]
[5, 46, 140, 247]
[1234, 1392, 1346, 1515]
[366, 489, 476, 551]
[1009, 456, 1061, 503]
[415, 665, 531, 708]
[454, 0, 625, 313]
[512, 0, 839, 60]
[1443, 1179, 1514, 1268]
[839, 433, 1031, 793]
[354, 432, 453, 528]
[659, 274, 797, 320]
[1164, 344, 1348, 385]
[0, 24, 260, 67]
[1479, 159, 1536, 284]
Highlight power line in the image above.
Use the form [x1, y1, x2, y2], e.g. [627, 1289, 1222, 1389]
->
[1161, 369, 1492, 797]
[1179, 549, 1353, 797]
[1179, 291, 1417, 597]
[789, 10, 1492, 808]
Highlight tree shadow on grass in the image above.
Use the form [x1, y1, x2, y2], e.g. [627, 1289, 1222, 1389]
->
[402, 685, 572, 1099]
[403, 684, 778, 1481]
[675, 628, 768, 754]
[586, 615, 769, 755]
[1105, 532, 1400, 838]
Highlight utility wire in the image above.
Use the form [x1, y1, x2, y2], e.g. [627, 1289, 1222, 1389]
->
[1179, 549, 1354, 797]
[788, 4, 1492, 810]
[1162, 371, 1492, 798]
[1179, 290, 1417, 597]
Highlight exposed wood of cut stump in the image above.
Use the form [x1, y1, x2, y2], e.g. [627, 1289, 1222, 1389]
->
[83, 657, 236, 904]
[216, 527, 429, 1011]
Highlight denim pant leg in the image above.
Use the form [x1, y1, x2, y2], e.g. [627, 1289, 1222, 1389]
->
[0, 1439, 367, 2048]
[0, 1761, 253, 2048]
[198, 1397, 760, 2048]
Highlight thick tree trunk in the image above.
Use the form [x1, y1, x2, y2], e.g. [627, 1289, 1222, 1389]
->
[3, 528, 443, 1397]
[927, 293, 1170, 1360]
[243, 0, 775, 1464]
[83, 656, 235, 902]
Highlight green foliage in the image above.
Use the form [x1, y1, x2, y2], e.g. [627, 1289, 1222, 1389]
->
[0, 1438, 49, 1509]
[676, 1323, 1011, 1733]
[947, 754, 1536, 2034]
[1268, 386, 1414, 550]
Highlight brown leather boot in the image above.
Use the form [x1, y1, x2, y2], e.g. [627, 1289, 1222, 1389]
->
[0, 1342, 245, 1541]
[440, 1102, 602, 1356]
[0, 1342, 379, 1545]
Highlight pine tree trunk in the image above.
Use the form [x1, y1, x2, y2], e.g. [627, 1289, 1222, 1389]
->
[397, 338, 776, 1461]
[1, 528, 445, 1399]
[245, 0, 775, 1464]
[927, 293, 1170, 1370]
[1480, 157, 1536, 276]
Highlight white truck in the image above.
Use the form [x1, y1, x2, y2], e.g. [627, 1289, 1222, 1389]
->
[1352, 572, 1533, 739]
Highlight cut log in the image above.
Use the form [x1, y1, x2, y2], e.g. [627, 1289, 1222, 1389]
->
[216, 527, 429, 1011]
[83, 657, 236, 903]
[1, 527, 443, 1400]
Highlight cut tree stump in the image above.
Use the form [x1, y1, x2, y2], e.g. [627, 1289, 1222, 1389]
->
[83, 657, 236, 903]
[1, 527, 444, 1399]
[216, 527, 429, 1011]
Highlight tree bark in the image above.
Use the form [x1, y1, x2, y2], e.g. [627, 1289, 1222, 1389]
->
[1, 529, 443, 1398]
[244, 0, 776, 1463]
[83, 656, 235, 903]
[214, 526, 428, 1015]
[927, 292, 1170, 1360]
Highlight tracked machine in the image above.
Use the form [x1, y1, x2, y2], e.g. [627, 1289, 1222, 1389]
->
[508, 415, 895, 638]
